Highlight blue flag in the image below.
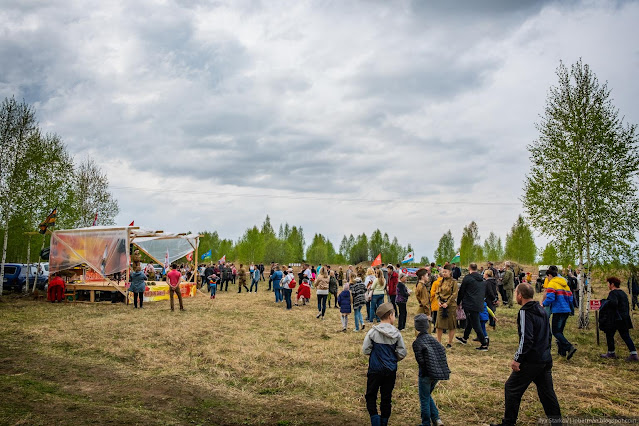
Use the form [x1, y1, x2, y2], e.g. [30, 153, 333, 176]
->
[201, 249, 212, 260]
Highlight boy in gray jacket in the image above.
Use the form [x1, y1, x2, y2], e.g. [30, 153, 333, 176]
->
[362, 302, 407, 426]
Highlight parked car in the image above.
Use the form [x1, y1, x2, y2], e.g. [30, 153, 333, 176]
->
[1, 263, 48, 292]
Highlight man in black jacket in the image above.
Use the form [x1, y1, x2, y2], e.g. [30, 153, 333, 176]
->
[455, 263, 488, 350]
[491, 283, 561, 426]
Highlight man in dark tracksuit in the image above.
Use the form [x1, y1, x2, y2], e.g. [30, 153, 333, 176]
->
[491, 283, 561, 426]
[456, 263, 489, 350]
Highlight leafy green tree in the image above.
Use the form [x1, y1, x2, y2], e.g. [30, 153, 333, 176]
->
[434, 230, 455, 266]
[69, 157, 119, 228]
[482, 232, 504, 262]
[504, 215, 537, 265]
[286, 226, 305, 261]
[460, 221, 480, 265]
[349, 233, 368, 264]
[523, 59, 639, 327]
[541, 242, 559, 265]
[236, 226, 264, 263]
[306, 233, 335, 265]
[419, 256, 430, 265]
[369, 229, 383, 261]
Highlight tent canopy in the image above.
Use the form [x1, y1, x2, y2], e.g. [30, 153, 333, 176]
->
[50, 226, 199, 277]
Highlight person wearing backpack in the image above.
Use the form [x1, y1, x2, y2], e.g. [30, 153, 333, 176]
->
[362, 303, 407, 426]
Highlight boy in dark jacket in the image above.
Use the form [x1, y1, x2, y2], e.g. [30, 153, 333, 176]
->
[413, 314, 448, 426]
[490, 283, 561, 426]
[362, 303, 407, 426]
[395, 273, 411, 331]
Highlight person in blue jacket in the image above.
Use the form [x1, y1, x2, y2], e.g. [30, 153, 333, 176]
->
[271, 265, 284, 302]
[362, 302, 407, 426]
[542, 265, 576, 359]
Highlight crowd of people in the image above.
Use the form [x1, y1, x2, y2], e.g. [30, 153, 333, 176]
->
[152, 259, 637, 425]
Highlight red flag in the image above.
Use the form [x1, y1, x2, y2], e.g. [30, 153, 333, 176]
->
[129, 221, 135, 226]
[186, 252, 193, 262]
[371, 254, 382, 267]
[92, 213, 98, 226]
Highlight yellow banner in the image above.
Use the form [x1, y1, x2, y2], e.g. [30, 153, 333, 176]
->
[126, 282, 196, 303]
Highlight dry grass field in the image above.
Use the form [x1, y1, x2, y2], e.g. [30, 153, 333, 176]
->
[1, 280, 638, 425]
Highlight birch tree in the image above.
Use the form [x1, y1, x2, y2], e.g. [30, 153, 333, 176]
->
[523, 59, 639, 327]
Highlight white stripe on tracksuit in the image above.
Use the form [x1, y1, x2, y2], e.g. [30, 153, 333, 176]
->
[514, 310, 526, 361]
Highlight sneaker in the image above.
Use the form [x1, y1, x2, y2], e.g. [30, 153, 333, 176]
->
[626, 354, 639, 362]
[362, 324, 365, 331]
[316, 312, 322, 319]
[342, 328, 346, 333]
[446, 344, 452, 349]
[566, 346, 577, 360]
[476, 346, 489, 351]
[435, 420, 444, 426]
[353, 329, 360, 333]
[455, 337, 468, 345]
[601, 352, 617, 359]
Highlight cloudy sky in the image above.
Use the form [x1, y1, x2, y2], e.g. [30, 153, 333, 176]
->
[2, 0, 638, 260]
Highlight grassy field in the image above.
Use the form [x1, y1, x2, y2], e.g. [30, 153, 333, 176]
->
[1, 281, 638, 425]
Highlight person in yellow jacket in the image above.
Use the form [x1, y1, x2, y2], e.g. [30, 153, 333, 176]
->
[430, 276, 442, 333]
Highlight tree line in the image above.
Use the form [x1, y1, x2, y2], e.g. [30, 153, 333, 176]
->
[0, 97, 119, 282]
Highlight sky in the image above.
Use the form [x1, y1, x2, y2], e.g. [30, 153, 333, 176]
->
[1, 0, 638, 261]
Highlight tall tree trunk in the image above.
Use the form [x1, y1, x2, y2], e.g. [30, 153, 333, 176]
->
[25, 235, 31, 293]
[0, 216, 9, 296]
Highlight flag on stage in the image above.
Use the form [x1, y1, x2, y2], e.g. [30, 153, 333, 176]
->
[371, 253, 382, 267]
[201, 249, 212, 260]
[129, 221, 135, 226]
[401, 252, 415, 264]
[38, 208, 57, 234]
[219, 254, 226, 264]
[451, 252, 461, 264]
[92, 213, 98, 226]
[186, 252, 193, 262]
[164, 248, 170, 272]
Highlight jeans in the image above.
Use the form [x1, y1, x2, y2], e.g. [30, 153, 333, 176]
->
[354, 306, 364, 330]
[463, 310, 487, 345]
[274, 285, 283, 302]
[210, 283, 217, 297]
[317, 294, 328, 316]
[366, 301, 372, 321]
[370, 294, 385, 322]
[397, 302, 407, 330]
[249, 279, 258, 292]
[605, 328, 637, 353]
[133, 292, 144, 308]
[365, 371, 396, 420]
[282, 288, 292, 309]
[418, 376, 439, 426]
[551, 313, 572, 355]
[502, 363, 561, 426]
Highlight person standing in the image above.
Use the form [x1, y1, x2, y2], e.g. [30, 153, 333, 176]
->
[259, 263, 265, 281]
[369, 269, 387, 323]
[280, 268, 295, 310]
[435, 266, 458, 348]
[129, 265, 147, 309]
[456, 263, 489, 350]
[315, 267, 330, 319]
[351, 276, 366, 332]
[328, 270, 339, 308]
[395, 272, 411, 331]
[238, 264, 247, 294]
[413, 314, 448, 426]
[338, 266, 344, 287]
[502, 261, 515, 308]
[337, 283, 352, 331]
[542, 265, 576, 359]
[600, 276, 638, 361]
[166, 263, 185, 311]
[362, 303, 407, 426]
[490, 283, 562, 426]
[628, 266, 639, 311]
[430, 275, 442, 334]
[387, 265, 398, 317]
[451, 263, 461, 281]
[415, 268, 432, 318]
[272, 265, 283, 302]
[364, 267, 376, 322]
[249, 265, 260, 293]
[268, 263, 275, 291]
[484, 269, 499, 330]
[231, 264, 237, 285]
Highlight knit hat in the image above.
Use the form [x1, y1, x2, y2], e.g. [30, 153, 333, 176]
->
[376, 302, 395, 320]
[414, 314, 430, 332]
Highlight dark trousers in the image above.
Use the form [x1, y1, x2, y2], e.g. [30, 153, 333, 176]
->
[463, 310, 487, 345]
[232, 275, 236, 284]
[317, 294, 328, 317]
[268, 276, 273, 290]
[431, 311, 438, 333]
[133, 292, 144, 308]
[632, 294, 638, 310]
[282, 288, 292, 309]
[498, 285, 507, 304]
[366, 301, 372, 321]
[487, 301, 497, 327]
[502, 363, 561, 426]
[397, 302, 407, 330]
[169, 286, 184, 311]
[389, 294, 397, 317]
[605, 328, 637, 353]
[551, 313, 572, 355]
[221, 279, 229, 291]
[365, 371, 396, 419]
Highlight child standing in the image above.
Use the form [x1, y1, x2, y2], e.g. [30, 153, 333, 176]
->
[413, 314, 449, 426]
[208, 273, 218, 299]
[350, 276, 366, 332]
[337, 283, 352, 332]
[396, 273, 411, 330]
[362, 302, 407, 426]
[478, 301, 496, 347]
